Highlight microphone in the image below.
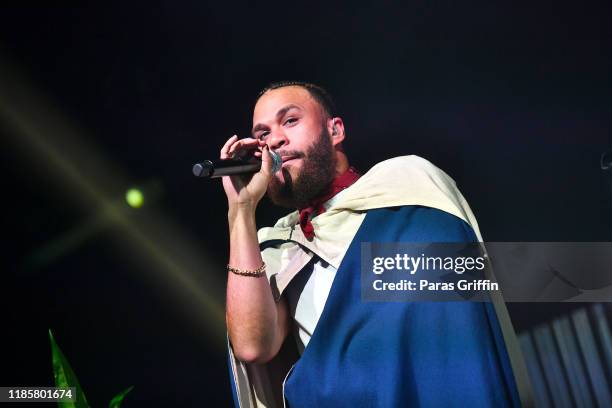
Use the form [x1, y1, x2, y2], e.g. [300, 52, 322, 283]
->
[192, 150, 283, 178]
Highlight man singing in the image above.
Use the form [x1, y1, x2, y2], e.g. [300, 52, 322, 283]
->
[222, 81, 531, 407]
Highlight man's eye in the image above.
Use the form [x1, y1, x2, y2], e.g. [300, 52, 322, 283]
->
[259, 132, 269, 140]
[284, 117, 298, 126]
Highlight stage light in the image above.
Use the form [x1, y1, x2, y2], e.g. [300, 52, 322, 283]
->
[125, 188, 144, 208]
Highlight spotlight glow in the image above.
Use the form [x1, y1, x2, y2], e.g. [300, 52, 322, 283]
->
[125, 188, 144, 208]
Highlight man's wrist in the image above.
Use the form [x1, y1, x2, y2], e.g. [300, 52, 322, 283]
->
[228, 202, 257, 225]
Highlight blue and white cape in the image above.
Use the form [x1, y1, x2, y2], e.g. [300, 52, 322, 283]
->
[228, 156, 533, 407]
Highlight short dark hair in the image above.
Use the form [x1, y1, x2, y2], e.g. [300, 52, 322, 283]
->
[257, 81, 337, 118]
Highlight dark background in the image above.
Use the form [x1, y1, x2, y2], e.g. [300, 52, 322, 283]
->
[1, 1, 611, 406]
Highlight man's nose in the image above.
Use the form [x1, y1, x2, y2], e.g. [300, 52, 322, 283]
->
[267, 130, 288, 150]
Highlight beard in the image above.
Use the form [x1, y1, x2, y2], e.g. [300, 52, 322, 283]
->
[267, 127, 337, 209]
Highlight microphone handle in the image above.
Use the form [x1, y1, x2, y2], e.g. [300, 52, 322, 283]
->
[193, 159, 262, 178]
[193, 150, 283, 179]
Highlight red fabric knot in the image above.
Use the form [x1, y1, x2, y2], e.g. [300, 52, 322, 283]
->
[297, 167, 361, 239]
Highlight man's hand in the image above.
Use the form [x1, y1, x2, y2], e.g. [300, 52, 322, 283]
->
[220, 135, 273, 210]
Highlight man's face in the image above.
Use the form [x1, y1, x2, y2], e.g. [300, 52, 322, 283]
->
[252, 86, 337, 208]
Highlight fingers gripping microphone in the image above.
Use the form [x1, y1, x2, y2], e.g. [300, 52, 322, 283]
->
[192, 150, 283, 178]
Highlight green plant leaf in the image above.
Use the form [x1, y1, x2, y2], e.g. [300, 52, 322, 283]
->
[108, 386, 134, 408]
[48, 329, 90, 408]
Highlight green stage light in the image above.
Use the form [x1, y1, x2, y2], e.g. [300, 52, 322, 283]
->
[125, 188, 144, 208]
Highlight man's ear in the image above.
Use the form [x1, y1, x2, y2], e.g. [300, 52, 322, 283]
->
[328, 117, 345, 146]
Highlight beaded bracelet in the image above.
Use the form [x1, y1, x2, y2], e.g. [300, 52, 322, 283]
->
[227, 262, 266, 277]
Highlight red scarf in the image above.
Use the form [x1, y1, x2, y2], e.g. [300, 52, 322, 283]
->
[298, 166, 361, 239]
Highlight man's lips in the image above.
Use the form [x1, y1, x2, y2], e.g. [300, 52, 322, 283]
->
[281, 155, 300, 163]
